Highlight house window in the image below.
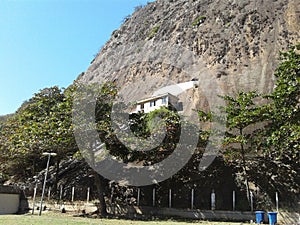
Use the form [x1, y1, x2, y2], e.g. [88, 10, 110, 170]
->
[162, 96, 167, 104]
[150, 100, 156, 107]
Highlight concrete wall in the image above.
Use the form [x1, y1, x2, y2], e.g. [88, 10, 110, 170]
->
[109, 206, 255, 222]
[0, 193, 20, 214]
[27, 200, 300, 224]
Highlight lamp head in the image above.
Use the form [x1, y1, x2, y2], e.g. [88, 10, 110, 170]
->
[42, 152, 57, 156]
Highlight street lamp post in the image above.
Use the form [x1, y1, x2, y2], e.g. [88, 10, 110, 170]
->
[39, 152, 57, 216]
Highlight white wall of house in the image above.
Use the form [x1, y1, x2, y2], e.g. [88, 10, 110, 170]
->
[0, 193, 20, 214]
[132, 93, 179, 114]
[142, 97, 168, 113]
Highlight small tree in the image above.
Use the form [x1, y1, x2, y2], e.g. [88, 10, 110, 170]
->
[220, 91, 262, 206]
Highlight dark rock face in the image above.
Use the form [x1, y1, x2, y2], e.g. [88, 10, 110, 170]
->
[80, 0, 299, 109]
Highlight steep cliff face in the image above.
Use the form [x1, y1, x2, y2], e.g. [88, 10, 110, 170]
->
[79, 0, 299, 112]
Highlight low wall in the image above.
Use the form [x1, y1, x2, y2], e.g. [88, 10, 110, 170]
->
[28, 200, 300, 224]
[110, 205, 254, 222]
[0, 193, 20, 214]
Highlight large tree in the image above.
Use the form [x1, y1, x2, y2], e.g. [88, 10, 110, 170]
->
[258, 44, 300, 201]
[265, 44, 299, 158]
[0, 86, 78, 186]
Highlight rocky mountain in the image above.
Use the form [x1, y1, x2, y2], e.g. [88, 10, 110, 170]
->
[78, 0, 299, 114]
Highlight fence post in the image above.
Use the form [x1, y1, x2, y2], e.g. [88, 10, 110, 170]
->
[137, 188, 140, 206]
[169, 189, 172, 208]
[87, 187, 90, 203]
[276, 192, 279, 212]
[211, 189, 216, 210]
[191, 188, 194, 210]
[32, 187, 37, 214]
[59, 185, 63, 201]
[71, 187, 75, 202]
[250, 191, 253, 212]
[152, 188, 155, 207]
[233, 190, 236, 211]
[47, 187, 51, 201]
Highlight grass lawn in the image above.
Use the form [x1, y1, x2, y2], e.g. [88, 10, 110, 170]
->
[0, 212, 249, 225]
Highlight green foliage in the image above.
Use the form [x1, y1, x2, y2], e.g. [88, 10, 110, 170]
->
[220, 91, 263, 205]
[145, 106, 180, 133]
[225, 22, 231, 28]
[198, 110, 212, 122]
[254, 44, 300, 202]
[265, 44, 300, 157]
[148, 25, 160, 39]
[0, 86, 78, 181]
[219, 91, 262, 158]
[192, 15, 206, 26]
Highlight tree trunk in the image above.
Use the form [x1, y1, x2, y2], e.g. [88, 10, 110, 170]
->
[93, 171, 108, 217]
[32, 158, 36, 176]
[240, 128, 251, 208]
[53, 159, 60, 198]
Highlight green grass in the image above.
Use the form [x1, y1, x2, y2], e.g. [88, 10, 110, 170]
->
[0, 212, 249, 225]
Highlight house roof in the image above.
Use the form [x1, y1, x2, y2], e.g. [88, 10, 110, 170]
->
[0, 185, 21, 194]
[136, 92, 178, 104]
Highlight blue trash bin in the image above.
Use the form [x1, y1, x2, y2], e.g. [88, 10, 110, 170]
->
[255, 211, 265, 224]
[268, 212, 277, 225]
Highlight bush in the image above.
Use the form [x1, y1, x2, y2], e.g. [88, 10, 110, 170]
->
[148, 25, 160, 39]
[192, 16, 207, 26]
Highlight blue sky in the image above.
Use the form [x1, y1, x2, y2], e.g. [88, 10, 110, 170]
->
[0, 0, 151, 115]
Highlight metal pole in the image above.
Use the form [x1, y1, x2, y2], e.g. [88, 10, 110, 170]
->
[169, 189, 172, 208]
[191, 188, 194, 210]
[233, 191, 236, 211]
[39, 154, 51, 216]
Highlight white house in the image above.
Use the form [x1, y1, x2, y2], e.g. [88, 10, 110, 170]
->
[131, 93, 179, 114]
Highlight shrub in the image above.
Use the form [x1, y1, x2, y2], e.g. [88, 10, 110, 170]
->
[192, 15, 207, 26]
[148, 25, 160, 39]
